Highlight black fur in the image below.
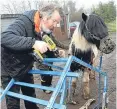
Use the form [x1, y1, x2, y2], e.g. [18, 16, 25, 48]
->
[70, 44, 92, 72]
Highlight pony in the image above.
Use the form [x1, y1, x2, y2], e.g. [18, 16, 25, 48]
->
[68, 13, 115, 102]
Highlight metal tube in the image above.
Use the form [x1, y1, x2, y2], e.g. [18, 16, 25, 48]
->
[98, 56, 103, 109]
[73, 56, 107, 76]
[60, 78, 66, 105]
[46, 56, 73, 109]
[0, 89, 65, 109]
[0, 78, 15, 102]
[102, 76, 108, 109]
[43, 58, 68, 62]
[29, 70, 79, 77]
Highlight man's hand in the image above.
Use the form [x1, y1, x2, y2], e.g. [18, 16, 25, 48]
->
[33, 40, 51, 54]
[59, 50, 66, 57]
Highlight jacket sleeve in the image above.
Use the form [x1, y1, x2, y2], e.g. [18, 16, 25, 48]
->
[50, 33, 69, 49]
[1, 19, 35, 51]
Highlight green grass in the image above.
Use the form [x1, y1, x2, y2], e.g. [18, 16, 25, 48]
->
[106, 20, 116, 32]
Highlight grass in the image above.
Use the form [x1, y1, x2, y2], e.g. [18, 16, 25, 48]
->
[106, 20, 116, 33]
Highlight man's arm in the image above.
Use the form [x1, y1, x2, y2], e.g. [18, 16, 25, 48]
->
[50, 33, 69, 49]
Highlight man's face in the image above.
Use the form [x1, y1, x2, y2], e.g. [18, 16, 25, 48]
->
[42, 10, 61, 33]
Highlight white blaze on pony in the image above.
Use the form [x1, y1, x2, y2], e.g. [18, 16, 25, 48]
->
[68, 13, 115, 102]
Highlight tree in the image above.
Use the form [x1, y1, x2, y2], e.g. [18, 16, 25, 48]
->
[1, 0, 40, 14]
[1, 0, 62, 14]
[92, 1, 116, 22]
[63, 0, 85, 22]
[1, 0, 85, 22]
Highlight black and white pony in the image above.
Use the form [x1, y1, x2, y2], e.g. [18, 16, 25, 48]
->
[68, 13, 115, 102]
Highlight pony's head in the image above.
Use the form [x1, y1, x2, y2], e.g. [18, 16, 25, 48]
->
[79, 13, 115, 54]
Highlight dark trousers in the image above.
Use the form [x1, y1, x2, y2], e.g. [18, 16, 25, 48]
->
[40, 66, 53, 87]
[41, 75, 53, 86]
[39, 51, 56, 87]
[34, 61, 53, 87]
[1, 73, 39, 109]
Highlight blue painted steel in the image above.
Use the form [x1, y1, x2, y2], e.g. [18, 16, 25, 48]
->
[93, 55, 104, 109]
[104, 76, 107, 93]
[60, 78, 66, 105]
[102, 76, 108, 109]
[46, 56, 73, 109]
[43, 58, 68, 62]
[0, 78, 15, 102]
[29, 70, 79, 77]
[0, 89, 65, 109]
[73, 56, 107, 76]
[93, 76, 108, 109]
[98, 56, 103, 108]
[73, 56, 108, 109]
[68, 69, 72, 96]
[68, 77, 72, 98]
[14, 82, 55, 92]
[99, 56, 103, 69]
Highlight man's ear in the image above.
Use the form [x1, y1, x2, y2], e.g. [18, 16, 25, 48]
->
[82, 13, 88, 22]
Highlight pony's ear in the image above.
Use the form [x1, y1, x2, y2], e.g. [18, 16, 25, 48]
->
[82, 13, 88, 22]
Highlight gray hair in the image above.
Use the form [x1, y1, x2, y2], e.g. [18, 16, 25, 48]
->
[39, 4, 64, 18]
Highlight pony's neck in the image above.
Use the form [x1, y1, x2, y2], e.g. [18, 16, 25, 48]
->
[72, 28, 92, 51]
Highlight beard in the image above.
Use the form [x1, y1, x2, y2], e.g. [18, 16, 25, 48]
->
[41, 24, 52, 34]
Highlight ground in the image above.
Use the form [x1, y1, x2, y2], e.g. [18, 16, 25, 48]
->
[1, 33, 116, 109]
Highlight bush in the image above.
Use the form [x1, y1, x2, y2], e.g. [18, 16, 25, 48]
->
[106, 20, 116, 33]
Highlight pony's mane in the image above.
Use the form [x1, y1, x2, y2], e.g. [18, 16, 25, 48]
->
[79, 14, 108, 46]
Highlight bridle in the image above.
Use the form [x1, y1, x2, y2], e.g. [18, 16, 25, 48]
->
[84, 16, 101, 41]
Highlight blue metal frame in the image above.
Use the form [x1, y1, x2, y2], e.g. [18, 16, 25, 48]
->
[0, 56, 108, 109]
[0, 78, 15, 102]
[98, 55, 103, 108]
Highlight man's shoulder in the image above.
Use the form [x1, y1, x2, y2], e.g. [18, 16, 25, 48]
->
[16, 10, 37, 25]
[23, 10, 37, 16]
[22, 10, 37, 20]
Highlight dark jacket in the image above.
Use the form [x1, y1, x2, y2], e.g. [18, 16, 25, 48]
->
[1, 10, 38, 80]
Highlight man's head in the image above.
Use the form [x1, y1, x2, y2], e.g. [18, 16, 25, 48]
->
[40, 4, 64, 34]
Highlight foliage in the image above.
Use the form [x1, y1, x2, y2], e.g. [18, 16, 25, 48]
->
[92, 1, 116, 23]
[106, 20, 116, 32]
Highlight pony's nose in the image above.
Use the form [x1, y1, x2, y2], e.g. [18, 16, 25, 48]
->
[99, 37, 116, 54]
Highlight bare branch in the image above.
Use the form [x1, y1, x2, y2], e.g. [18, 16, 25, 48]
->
[1, 0, 64, 14]
[2, 4, 14, 14]
[27, 0, 32, 10]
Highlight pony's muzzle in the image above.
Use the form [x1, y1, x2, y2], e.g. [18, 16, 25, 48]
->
[99, 37, 116, 54]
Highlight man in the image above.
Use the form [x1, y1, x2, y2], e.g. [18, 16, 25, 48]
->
[1, 4, 66, 109]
